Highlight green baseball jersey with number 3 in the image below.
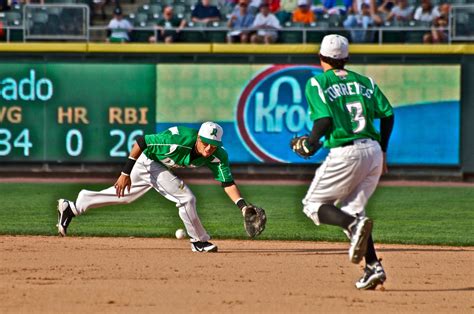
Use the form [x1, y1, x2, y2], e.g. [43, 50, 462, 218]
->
[306, 69, 394, 148]
[143, 126, 233, 183]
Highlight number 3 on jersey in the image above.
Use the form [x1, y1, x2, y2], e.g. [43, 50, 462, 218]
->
[345, 102, 366, 133]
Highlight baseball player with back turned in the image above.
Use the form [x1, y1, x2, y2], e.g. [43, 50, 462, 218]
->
[56, 122, 264, 252]
[291, 34, 395, 290]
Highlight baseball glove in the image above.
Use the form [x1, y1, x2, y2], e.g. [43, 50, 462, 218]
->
[290, 135, 320, 159]
[242, 205, 266, 238]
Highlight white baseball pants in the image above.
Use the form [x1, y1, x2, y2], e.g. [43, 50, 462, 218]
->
[303, 139, 383, 225]
[73, 154, 211, 242]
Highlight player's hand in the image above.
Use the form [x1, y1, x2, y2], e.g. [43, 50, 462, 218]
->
[290, 135, 320, 159]
[114, 174, 131, 198]
[382, 152, 388, 175]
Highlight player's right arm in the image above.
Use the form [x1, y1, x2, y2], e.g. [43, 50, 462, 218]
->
[304, 77, 332, 151]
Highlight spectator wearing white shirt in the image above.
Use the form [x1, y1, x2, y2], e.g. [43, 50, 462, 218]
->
[107, 7, 133, 43]
[414, 0, 439, 23]
[250, 2, 281, 44]
[386, 0, 413, 23]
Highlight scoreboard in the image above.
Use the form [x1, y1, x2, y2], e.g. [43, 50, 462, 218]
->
[0, 63, 156, 162]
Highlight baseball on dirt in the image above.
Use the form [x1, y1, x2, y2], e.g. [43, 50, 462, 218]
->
[175, 229, 187, 239]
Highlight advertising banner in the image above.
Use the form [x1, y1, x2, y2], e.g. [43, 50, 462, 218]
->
[156, 64, 460, 165]
[0, 63, 156, 162]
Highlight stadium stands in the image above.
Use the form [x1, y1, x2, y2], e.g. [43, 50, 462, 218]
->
[0, 0, 472, 44]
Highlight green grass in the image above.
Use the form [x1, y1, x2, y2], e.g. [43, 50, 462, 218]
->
[0, 183, 472, 246]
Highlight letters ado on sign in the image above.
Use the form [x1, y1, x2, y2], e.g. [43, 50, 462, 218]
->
[0, 69, 53, 102]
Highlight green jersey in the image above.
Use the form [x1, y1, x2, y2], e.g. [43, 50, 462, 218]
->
[305, 69, 393, 149]
[143, 126, 233, 183]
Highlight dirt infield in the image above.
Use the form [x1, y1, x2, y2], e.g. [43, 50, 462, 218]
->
[0, 236, 472, 313]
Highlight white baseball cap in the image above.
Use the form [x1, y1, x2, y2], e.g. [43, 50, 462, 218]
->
[319, 34, 349, 59]
[198, 121, 223, 147]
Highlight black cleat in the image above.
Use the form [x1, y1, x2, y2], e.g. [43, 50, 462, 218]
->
[190, 240, 218, 253]
[355, 260, 386, 290]
[57, 199, 75, 236]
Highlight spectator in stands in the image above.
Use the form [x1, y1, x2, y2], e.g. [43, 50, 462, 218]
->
[423, 2, 449, 43]
[23, 0, 44, 4]
[192, 0, 222, 25]
[377, 0, 395, 15]
[227, 0, 255, 43]
[149, 6, 187, 43]
[250, 2, 281, 44]
[352, 0, 382, 25]
[221, 0, 238, 8]
[414, 0, 439, 24]
[343, 2, 373, 42]
[0, 0, 9, 12]
[107, 7, 133, 43]
[268, 0, 280, 13]
[276, 0, 298, 24]
[386, 0, 414, 24]
[93, 0, 108, 21]
[292, 0, 315, 25]
[248, 0, 261, 15]
[313, 0, 353, 15]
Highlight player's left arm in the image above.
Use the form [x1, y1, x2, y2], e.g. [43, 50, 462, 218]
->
[373, 84, 395, 174]
[207, 149, 257, 216]
[114, 141, 143, 198]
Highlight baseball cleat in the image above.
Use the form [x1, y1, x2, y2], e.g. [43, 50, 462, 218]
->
[348, 217, 373, 264]
[57, 199, 75, 237]
[355, 260, 386, 290]
[190, 240, 218, 253]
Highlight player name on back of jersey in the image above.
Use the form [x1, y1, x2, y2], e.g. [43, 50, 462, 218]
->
[325, 82, 373, 102]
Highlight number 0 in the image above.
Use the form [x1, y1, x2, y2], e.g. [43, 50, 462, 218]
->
[66, 129, 83, 156]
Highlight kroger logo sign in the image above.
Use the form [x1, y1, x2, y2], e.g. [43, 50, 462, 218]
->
[236, 65, 324, 163]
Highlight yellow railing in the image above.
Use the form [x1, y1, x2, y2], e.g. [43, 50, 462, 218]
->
[0, 43, 472, 54]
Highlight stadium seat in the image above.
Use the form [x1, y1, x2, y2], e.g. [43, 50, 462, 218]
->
[404, 20, 430, 43]
[5, 11, 22, 26]
[207, 21, 226, 43]
[162, 0, 174, 6]
[405, 31, 425, 43]
[127, 13, 136, 24]
[134, 12, 148, 26]
[306, 29, 326, 43]
[275, 11, 291, 25]
[28, 11, 48, 35]
[149, 4, 163, 15]
[328, 14, 342, 27]
[181, 24, 206, 42]
[219, 5, 233, 17]
[183, 0, 196, 7]
[382, 29, 405, 43]
[131, 28, 154, 42]
[280, 32, 303, 44]
[174, 4, 186, 15]
[183, 12, 192, 21]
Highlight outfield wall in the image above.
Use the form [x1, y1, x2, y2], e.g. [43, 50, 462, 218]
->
[0, 44, 472, 176]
